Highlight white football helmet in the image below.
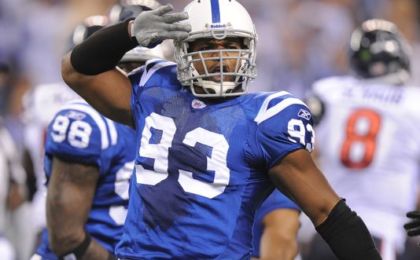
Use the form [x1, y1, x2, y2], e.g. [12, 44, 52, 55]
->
[174, 0, 257, 98]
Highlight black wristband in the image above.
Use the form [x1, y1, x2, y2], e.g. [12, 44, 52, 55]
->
[316, 199, 382, 260]
[58, 232, 92, 260]
[70, 19, 138, 75]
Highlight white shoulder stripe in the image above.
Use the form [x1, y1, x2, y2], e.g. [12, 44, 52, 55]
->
[60, 103, 109, 149]
[105, 118, 118, 145]
[254, 91, 289, 123]
[255, 92, 307, 124]
[139, 61, 176, 87]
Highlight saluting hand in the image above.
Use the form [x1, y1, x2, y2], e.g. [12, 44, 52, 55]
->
[131, 4, 192, 48]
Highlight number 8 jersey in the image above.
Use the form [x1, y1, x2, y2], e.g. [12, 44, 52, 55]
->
[116, 60, 314, 259]
[35, 100, 136, 259]
[310, 75, 420, 255]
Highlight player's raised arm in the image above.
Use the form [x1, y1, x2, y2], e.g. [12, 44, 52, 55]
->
[269, 149, 381, 260]
[61, 4, 191, 126]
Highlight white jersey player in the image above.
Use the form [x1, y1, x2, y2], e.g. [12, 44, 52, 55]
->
[307, 19, 418, 260]
[0, 120, 27, 260]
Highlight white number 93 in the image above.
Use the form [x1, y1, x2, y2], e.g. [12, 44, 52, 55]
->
[136, 113, 230, 199]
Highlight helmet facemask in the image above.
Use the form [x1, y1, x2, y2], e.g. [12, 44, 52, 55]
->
[174, 0, 257, 98]
[175, 33, 256, 98]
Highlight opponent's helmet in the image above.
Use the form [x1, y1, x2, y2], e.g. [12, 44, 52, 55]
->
[174, 0, 257, 98]
[69, 15, 109, 50]
[349, 19, 411, 84]
[109, 0, 164, 68]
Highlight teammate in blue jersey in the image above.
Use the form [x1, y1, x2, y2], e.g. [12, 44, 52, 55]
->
[251, 191, 300, 259]
[31, 17, 136, 260]
[34, 99, 136, 260]
[32, 2, 163, 259]
[61, 0, 381, 259]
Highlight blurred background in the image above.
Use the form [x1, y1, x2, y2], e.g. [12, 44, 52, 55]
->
[2, 0, 420, 139]
[0, 0, 420, 259]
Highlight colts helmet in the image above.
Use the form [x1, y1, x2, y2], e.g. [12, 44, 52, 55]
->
[349, 19, 411, 84]
[109, 0, 164, 66]
[69, 15, 109, 50]
[174, 0, 257, 98]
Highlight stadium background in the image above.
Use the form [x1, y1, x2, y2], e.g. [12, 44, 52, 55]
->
[2, 0, 420, 135]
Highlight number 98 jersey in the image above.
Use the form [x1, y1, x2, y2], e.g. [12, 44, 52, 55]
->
[35, 100, 136, 258]
[116, 60, 314, 259]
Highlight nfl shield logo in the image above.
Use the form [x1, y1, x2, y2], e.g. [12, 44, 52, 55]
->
[192, 99, 207, 109]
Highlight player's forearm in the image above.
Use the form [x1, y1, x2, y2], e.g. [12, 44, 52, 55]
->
[63, 19, 137, 77]
[260, 210, 300, 260]
[49, 230, 114, 260]
[47, 201, 113, 259]
[316, 200, 381, 260]
[48, 227, 85, 255]
[61, 54, 134, 126]
[47, 191, 89, 255]
[47, 158, 100, 256]
[260, 238, 298, 260]
[61, 29, 134, 126]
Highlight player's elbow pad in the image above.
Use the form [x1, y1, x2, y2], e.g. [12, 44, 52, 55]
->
[70, 19, 138, 75]
[315, 199, 382, 260]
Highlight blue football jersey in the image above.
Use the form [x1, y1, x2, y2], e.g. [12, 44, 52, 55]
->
[116, 60, 314, 259]
[251, 190, 300, 257]
[36, 101, 136, 259]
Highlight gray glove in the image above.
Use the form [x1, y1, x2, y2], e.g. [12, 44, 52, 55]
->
[131, 4, 191, 48]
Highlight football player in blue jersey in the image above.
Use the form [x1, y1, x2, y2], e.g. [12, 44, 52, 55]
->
[61, 0, 381, 259]
[251, 191, 300, 260]
[31, 2, 163, 260]
[31, 16, 133, 260]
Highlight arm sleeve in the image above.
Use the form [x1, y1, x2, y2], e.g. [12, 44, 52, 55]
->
[316, 199, 381, 260]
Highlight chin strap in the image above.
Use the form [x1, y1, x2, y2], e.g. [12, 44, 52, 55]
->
[192, 79, 243, 97]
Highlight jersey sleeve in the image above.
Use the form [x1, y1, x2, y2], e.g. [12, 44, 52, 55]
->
[44, 102, 111, 170]
[250, 93, 315, 169]
[256, 190, 300, 219]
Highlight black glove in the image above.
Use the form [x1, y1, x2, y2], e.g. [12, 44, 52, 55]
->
[404, 211, 420, 237]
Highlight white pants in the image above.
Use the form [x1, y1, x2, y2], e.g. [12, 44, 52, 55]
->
[0, 237, 16, 260]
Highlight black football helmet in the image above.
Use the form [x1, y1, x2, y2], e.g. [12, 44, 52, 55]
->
[108, 0, 161, 24]
[68, 15, 108, 51]
[349, 19, 411, 83]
